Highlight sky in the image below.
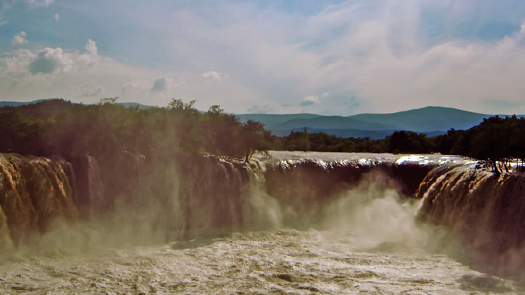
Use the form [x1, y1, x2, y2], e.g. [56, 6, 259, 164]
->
[1, 0, 525, 115]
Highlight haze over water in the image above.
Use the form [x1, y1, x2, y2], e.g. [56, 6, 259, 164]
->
[0, 151, 521, 294]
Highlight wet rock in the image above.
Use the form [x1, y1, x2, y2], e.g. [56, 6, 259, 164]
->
[11, 284, 37, 291]
[298, 285, 320, 292]
[0, 153, 77, 246]
[458, 274, 513, 292]
[275, 273, 294, 282]
[418, 164, 525, 279]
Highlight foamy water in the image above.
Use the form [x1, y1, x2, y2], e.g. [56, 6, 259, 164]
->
[0, 151, 521, 294]
[258, 151, 469, 166]
[0, 175, 521, 294]
[0, 229, 519, 294]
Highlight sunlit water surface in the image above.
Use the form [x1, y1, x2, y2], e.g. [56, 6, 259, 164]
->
[0, 151, 520, 294]
[0, 229, 519, 294]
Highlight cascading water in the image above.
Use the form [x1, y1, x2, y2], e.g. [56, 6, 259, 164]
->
[0, 151, 522, 293]
[418, 162, 525, 280]
[0, 153, 77, 248]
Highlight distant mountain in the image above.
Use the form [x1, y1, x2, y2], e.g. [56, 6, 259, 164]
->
[120, 102, 151, 109]
[349, 106, 490, 132]
[270, 116, 397, 131]
[271, 128, 402, 139]
[238, 106, 522, 139]
[0, 101, 26, 107]
[236, 113, 322, 127]
[0, 99, 52, 107]
[0, 99, 152, 110]
[2, 100, 522, 139]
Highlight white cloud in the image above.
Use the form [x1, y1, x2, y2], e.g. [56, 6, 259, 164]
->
[150, 76, 185, 92]
[11, 31, 28, 46]
[28, 47, 75, 74]
[79, 86, 103, 97]
[151, 77, 170, 92]
[84, 39, 97, 55]
[54, 13, 59, 21]
[28, 51, 57, 74]
[3, 1, 525, 115]
[122, 80, 149, 95]
[0, 47, 172, 105]
[300, 95, 320, 107]
[201, 71, 229, 83]
[78, 86, 104, 97]
[22, 39, 97, 76]
[246, 104, 276, 114]
[25, 0, 54, 7]
[77, 39, 100, 68]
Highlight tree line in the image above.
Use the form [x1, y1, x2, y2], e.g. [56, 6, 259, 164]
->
[0, 98, 523, 172]
[274, 116, 525, 173]
[0, 98, 275, 163]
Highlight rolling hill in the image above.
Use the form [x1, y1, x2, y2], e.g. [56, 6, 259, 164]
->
[2, 100, 522, 139]
[236, 113, 322, 127]
[349, 106, 490, 132]
[0, 99, 151, 110]
[237, 106, 523, 138]
[0, 100, 48, 107]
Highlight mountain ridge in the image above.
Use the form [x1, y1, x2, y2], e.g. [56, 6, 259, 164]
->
[238, 106, 524, 138]
[2, 101, 523, 139]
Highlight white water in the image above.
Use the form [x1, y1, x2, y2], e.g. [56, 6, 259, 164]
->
[0, 229, 518, 294]
[258, 151, 469, 166]
[0, 183, 520, 294]
[0, 152, 520, 294]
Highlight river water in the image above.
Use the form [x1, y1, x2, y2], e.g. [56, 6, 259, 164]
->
[0, 229, 520, 294]
[0, 152, 522, 294]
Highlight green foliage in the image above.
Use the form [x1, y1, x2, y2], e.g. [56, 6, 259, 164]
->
[168, 99, 196, 112]
[207, 105, 224, 115]
[272, 115, 525, 169]
[387, 131, 434, 154]
[0, 99, 271, 162]
[1, 99, 523, 171]
[241, 120, 273, 161]
[96, 97, 119, 105]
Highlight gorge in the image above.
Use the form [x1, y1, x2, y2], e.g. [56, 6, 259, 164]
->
[1, 151, 524, 293]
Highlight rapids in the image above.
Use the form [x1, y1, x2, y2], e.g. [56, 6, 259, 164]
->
[0, 154, 77, 247]
[0, 151, 524, 293]
[418, 162, 525, 280]
[0, 230, 519, 294]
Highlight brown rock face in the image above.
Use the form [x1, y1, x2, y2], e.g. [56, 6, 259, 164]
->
[417, 164, 525, 280]
[262, 159, 437, 228]
[143, 154, 249, 240]
[0, 205, 12, 249]
[0, 154, 78, 246]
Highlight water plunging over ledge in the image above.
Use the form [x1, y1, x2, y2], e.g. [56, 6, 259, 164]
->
[0, 151, 523, 293]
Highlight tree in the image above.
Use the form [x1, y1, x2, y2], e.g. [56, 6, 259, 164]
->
[168, 99, 196, 112]
[97, 97, 119, 105]
[242, 120, 270, 162]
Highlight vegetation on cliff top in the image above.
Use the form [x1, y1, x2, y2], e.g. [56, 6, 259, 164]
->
[0, 98, 524, 170]
[0, 98, 275, 162]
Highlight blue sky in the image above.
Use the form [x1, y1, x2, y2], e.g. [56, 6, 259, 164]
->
[1, 0, 525, 115]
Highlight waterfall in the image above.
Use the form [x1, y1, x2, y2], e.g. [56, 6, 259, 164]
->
[0, 154, 77, 247]
[417, 163, 525, 279]
[0, 152, 455, 248]
[5, 149, 525, 281]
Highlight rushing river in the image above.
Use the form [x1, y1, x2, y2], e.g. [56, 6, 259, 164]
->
[0, 229, 520, 294]
[0, 151, 523, 294]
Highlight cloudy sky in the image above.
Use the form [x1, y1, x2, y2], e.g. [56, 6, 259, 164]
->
[1, 0, 525, 115]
